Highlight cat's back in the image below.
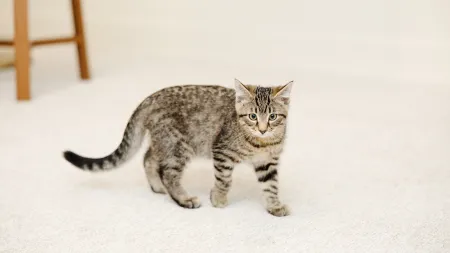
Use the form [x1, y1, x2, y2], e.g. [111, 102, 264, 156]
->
[150, 84, 235, 111]
[145, 85, 236, 128]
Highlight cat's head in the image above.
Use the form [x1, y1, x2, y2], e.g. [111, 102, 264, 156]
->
[234, 79, 293, 139]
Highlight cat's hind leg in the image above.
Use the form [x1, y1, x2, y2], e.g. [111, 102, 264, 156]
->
[151, 126, 200, 209]
[158, 151, 201, 209]
[143, 147, 166, 194]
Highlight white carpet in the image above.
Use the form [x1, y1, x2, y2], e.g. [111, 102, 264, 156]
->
[0, 48, 449, 252]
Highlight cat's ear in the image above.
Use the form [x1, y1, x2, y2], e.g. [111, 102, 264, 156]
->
[234, 78, 253, 101]
[272, 81, 293, 104]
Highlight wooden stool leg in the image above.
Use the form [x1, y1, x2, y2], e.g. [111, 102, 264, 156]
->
[72, 0, 90, 80]
[14, 0, 31, 100]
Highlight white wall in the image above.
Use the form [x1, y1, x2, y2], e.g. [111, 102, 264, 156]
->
[1, 0, 449, 85]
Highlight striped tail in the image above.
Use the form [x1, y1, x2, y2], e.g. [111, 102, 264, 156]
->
[63, 101, 149, 172]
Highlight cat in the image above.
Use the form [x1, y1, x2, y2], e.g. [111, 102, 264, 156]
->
[63, 79, 293, 216]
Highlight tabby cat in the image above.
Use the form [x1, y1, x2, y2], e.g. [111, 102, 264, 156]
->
[63, 79, 293, 216]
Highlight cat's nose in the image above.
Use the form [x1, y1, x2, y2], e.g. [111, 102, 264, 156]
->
[259, 130, 267, 135]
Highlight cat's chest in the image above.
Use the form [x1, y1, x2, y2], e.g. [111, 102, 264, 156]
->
[245, 152, 272, 165]
[232, 142, 282, 164]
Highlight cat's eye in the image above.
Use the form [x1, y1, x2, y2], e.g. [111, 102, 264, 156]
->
[249, 113, 258, 121]
[269, 113, 277, 121]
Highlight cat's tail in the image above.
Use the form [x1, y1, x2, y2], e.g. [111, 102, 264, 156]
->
[63, 98, 151, 172]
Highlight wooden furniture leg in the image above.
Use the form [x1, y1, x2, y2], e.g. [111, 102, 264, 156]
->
[14, 0, 30, 100]
[71, 0, 90, 80]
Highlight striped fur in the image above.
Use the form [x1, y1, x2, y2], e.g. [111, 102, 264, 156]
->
[63, 79, 293, 216]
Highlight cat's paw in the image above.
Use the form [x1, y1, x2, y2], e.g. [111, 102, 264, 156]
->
[267, 204, 290, 217]
[210, 189, 228, 208]
[176, 196, 202, 209]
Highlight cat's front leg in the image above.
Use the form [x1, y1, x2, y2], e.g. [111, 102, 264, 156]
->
[254, 158, 290, 217]
[210, 150, 237, 208]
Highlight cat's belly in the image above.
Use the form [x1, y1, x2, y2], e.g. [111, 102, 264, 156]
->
[190, 138, 213, 158]
[195, 146, 213, 158]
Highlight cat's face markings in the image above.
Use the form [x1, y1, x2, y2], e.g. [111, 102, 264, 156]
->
[234, 79, 293, 138]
